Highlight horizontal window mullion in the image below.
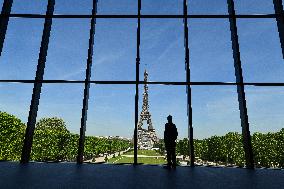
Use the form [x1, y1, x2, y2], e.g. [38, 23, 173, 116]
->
[0, 13, 279, 19]
[1, 80, 284, 86]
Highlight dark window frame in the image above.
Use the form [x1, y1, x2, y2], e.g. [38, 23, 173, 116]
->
[0, 0, 283, 168]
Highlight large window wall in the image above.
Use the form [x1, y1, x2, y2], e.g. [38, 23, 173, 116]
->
[0, 0, 283, 168]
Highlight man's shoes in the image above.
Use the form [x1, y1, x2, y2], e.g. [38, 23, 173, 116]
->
[163, 164, 172, 169]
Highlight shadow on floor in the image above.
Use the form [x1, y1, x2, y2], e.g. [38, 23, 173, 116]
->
[0, 162, 283, 189]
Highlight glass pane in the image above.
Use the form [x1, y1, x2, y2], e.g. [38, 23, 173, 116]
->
[246, 87, 284, 134]
[141, 0, 182, 15]
[138, 84, 187, 165]
[44, 19, 90, 80]
[237, 19, 284, 83]
[140, 19, 185, 82]
[85, 85, 134, 164]
[188, 0, 228, 15]
[0, 18, 44, 80]
[245, 86, 284, 168]
[92, 19, 136, 81]
[234, 0, 274, 14]
[189, 19, 235, 82]
[0, 83, 32, 161]
[97, 0, 137, 15]
[192, 86, 245, 167]
[54, 0, 92, 15]
[11, 0, 47, 14]
[31, 84, 84, 162]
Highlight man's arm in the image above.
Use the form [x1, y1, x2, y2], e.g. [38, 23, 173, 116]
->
[176, 127, 178, 137]
[164, 124, 168, 143]
[174, 125, 178, 139]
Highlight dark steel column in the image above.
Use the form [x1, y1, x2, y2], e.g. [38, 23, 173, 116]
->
[77, 0, 98, 164]
[21, 0, 55, 163]
[183, 0, 194, 167]
[227, 0, 254, 169]
[134, 0, 141, 165]
[0, 0, 13, 57]
[273, 0, 284, 59]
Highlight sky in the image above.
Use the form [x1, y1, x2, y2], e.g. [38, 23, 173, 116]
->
[0, 0, 284, 140]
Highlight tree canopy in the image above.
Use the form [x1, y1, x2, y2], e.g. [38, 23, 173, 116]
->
[0, 111, 26, 161]
[31, 117, 70, 161]
[0, 111, 283, 168]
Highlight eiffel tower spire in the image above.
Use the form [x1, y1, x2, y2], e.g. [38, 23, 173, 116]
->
[138, 70, 154, 131]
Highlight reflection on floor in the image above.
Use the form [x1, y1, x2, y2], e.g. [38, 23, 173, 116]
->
[0, 162, 283, 189]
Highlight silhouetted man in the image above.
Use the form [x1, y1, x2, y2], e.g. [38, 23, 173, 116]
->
[164, 115, 178, 168]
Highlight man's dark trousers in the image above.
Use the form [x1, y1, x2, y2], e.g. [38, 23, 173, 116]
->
[166, 146, 176, 166]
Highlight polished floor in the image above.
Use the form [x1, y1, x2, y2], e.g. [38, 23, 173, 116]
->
[0, 162, 283, 189]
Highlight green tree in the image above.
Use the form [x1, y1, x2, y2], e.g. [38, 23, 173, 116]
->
[31, 117, 70, 161]
[194, 139, 206, 159]
[66, 133, 79, 161]
[206, 135, 225, 162]
[274, 128, 284, 168]
[223, 132, 244, 166]
[252, 132, 269, 167]
[84, 136, 99, 160]
[252, 131, 280, 168]
[177, 138, 189, 159]
[0, 111, 26, 161]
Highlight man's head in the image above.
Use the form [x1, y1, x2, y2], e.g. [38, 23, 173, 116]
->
[167, 115, 172, 123]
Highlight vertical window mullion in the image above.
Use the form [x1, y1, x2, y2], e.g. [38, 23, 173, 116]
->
[77, 0, 98, 164]
[21, 0, 55, 163]
[273, 0, 284, 59]
[0, 0, 13, 57]
[134, 0, 141, 165]
[183, 0, 194, 167]
[227, 0, 254, 169]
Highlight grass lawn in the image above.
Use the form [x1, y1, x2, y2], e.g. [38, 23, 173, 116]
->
[108, 150, 166, 164]
[108, 156, 167, 164]
[123, 150, 162, 156]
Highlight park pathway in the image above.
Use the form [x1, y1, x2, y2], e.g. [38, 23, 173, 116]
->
[85, 148, 132, 163]
[121, 155, 165, 158]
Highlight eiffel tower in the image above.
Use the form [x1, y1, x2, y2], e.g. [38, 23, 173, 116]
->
[137, 70, 158, 149]
[138, 70, 153, 130]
